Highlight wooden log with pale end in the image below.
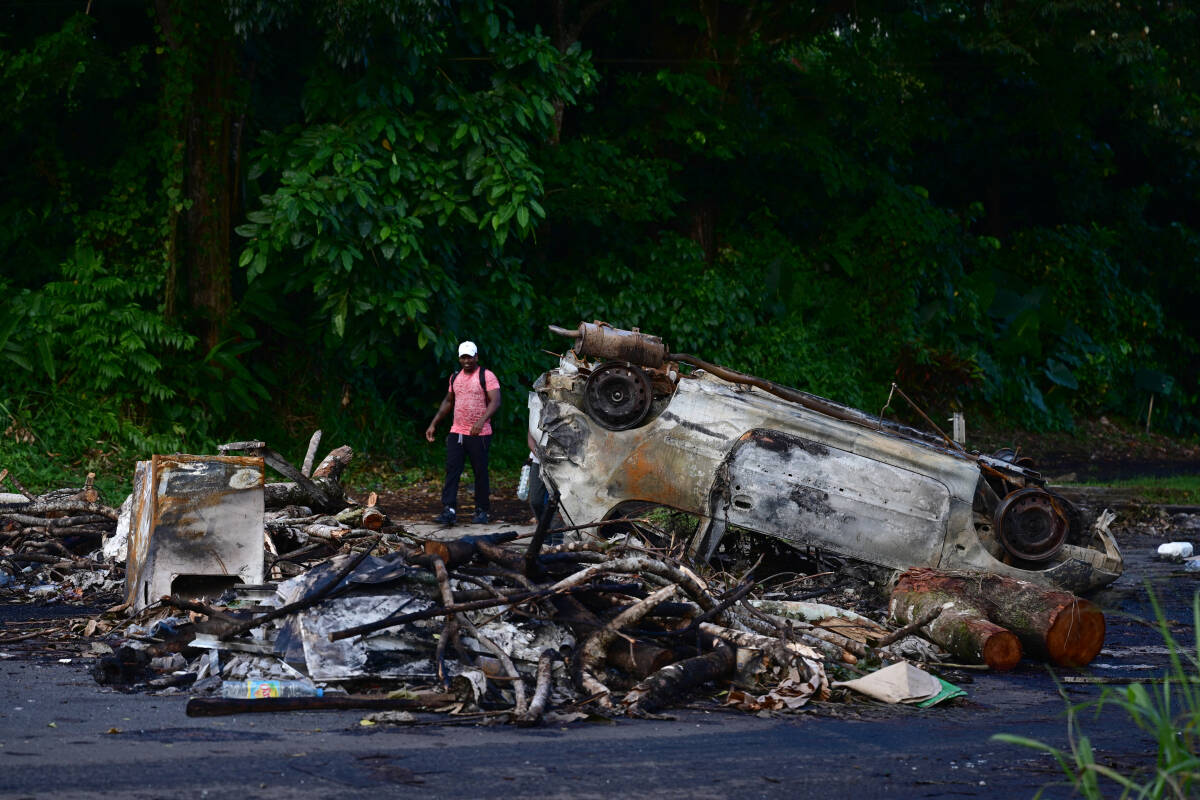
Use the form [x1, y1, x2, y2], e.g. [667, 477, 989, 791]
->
[890, 577, 1022, 671]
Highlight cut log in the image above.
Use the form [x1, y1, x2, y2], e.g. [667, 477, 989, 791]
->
[264, 521, 348, 545]
[697, 622, 825, 663]
[889, 587, 1022, 671]
[312, 445, 354, 481]
[621, 641, 735, 715]
[0, 497, 118, 521]
[361, 504, 385, 531]
[872, 604, 945, 648]
[516, 649, 561, 727]
[186, 693, 455, 717]
[262, 479, 350, 513]
[607, 640, 677, 677]
[549, 594, 675, 677]
[418, 532, 521, 570]
[893, 568, 1105, 668]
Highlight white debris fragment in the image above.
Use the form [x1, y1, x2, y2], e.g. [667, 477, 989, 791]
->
[453, 668, 488, 704]
[101, 493, 132, 562]
[1157, 541, 1194, 561]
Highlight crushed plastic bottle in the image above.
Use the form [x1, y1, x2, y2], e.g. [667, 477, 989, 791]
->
[221, 679, 323, 699]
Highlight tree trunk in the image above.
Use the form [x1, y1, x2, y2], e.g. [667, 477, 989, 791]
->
[155, 0, 240, 352]
[893, 568, 1105, 668]
[889, 583, 1022, 671]
[184, 35, 235, 353]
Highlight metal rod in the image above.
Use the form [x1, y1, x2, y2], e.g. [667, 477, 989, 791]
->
[885, 383, 965, 453]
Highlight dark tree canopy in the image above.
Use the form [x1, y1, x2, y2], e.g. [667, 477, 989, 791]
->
[2, 0, 1197, 488]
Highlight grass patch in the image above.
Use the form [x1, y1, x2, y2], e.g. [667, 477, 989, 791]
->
[1063, 475, 1200, 505]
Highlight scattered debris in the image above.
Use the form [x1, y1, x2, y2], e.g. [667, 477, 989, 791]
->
[833, 661, 965, 706]
[0, 401, 1152, 728]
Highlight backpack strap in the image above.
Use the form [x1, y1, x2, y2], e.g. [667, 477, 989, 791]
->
[449, 368, 490, 393]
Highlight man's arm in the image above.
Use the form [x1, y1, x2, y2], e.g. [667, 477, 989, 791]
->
[469, 387, 501, 436]
[425, 391, 454, 442]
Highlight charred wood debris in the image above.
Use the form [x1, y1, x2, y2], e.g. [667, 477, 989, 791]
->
[1, 440, 1112, 725]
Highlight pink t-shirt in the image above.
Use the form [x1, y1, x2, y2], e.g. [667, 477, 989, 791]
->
[449, 368, 500, 435]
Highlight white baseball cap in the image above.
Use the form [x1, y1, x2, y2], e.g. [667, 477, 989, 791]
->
[458, 341, 478, 357]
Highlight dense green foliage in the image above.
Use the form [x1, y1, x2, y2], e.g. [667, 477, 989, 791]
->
[2, 0, 1198, 492]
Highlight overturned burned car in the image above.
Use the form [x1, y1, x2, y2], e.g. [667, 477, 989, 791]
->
[529, 323, 1123, 594]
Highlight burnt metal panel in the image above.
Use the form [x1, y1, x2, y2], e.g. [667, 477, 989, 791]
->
[125, 454, 265, 611]
[722, 429, 950, 569]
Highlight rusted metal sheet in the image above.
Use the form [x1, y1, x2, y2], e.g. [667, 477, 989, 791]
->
[125, 454, 265, 611]
[530, 323, 1124, 594]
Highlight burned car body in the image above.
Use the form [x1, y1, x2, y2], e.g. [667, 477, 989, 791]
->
[529, 323, 1123, 594]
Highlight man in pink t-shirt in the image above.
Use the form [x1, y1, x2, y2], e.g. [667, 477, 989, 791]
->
[425, 341, 501, 525]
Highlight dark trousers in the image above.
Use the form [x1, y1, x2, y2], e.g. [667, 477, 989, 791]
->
[527, 462, 548, 520]
[441, 433, 491, 513]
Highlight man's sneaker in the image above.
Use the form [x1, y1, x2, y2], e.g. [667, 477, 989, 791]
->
[434, 507, 456, 525]
[471, 510, 490, 524]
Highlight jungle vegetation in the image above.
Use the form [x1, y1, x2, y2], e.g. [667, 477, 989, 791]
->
[2, 0, 1198, 490]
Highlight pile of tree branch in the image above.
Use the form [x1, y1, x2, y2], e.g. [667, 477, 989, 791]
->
[188, 524, 840, 722]
[0, 468, 122, 579]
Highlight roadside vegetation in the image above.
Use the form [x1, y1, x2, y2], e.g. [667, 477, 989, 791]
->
[994, 591, 1200, 799]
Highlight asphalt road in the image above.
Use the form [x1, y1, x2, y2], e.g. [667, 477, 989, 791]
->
[1, 519, 1193, 799]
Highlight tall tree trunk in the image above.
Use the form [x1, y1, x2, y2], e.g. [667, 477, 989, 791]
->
[155, 0, 240, 354]
[549, 0, 611, 145]
[185, 37, 235, 354]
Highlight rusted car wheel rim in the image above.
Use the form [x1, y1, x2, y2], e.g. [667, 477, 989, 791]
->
[994, 487, 1069, 562]
[583, 362, 653, 430]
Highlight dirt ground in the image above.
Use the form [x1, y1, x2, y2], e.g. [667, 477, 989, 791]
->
[970, 416, 1200, 481]
[366, 477, 536, 526]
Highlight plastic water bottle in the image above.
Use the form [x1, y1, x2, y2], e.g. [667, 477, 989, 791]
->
[516, 463, 531, 501]
[221, 679, 323, 698]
